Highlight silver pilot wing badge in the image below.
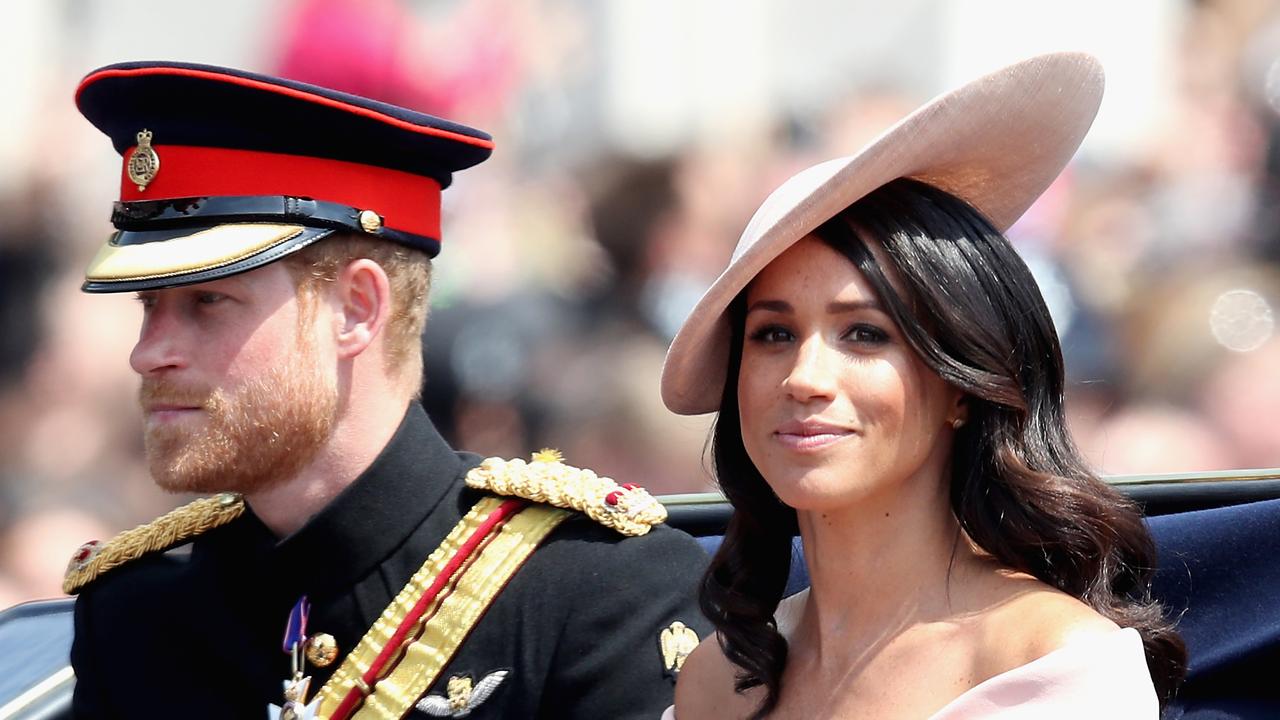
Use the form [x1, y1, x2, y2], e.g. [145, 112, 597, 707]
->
[416, 670, 509, 717]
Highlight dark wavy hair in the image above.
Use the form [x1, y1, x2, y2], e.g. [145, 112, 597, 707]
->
[703, 178, 1186, 718]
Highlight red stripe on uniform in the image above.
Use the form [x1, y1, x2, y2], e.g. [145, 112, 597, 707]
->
[327, 498, 527, 720]
[119, 145, 442, 239]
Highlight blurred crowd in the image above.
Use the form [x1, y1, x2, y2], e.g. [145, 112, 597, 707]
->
[3, 0, 1280, 606]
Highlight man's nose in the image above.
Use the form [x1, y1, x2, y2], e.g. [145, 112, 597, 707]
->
[129, 305, 188, 376]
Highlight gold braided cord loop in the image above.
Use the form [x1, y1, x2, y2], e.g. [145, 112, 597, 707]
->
[347, 503, 571, 719]
[315, 497, 507, 715]
[464, 450, 667, 536]
[62, 493, 245, 595]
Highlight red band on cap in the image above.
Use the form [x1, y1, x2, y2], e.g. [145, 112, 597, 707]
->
[120, 145, 442, 239]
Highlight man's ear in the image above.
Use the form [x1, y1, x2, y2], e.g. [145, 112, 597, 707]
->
[334, 258, 391, 361]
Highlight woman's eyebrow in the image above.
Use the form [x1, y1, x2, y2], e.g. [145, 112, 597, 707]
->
[746, 299, 884, 315]
[745, 299, 792, 314]
[827, 299, 883, 314]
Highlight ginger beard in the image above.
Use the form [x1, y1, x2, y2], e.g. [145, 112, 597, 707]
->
[139, 313, 339, 496]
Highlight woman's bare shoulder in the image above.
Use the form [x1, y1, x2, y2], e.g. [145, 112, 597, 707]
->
[674, 634, 761, 720]
[974, 574, 1120, 676]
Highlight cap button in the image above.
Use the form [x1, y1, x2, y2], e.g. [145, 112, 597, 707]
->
[358, 209, 383, 233]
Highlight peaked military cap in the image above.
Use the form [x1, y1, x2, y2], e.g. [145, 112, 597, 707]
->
[76, 61, 494, 293]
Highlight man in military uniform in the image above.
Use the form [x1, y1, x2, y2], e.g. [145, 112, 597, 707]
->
[65, 61, 710, 719]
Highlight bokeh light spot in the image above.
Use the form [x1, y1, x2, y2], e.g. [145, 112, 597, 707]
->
[1209, 289, 1274, 352]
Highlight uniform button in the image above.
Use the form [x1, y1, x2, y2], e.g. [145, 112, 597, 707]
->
[306, 633, 340, 667]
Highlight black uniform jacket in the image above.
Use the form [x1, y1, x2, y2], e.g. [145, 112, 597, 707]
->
[70, 404, 711, 718]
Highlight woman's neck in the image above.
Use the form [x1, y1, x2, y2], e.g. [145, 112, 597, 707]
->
[794, 471, 974, 664]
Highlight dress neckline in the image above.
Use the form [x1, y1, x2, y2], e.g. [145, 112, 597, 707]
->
[773, 590, 1144, 718]
[926, 627, 1143, 718]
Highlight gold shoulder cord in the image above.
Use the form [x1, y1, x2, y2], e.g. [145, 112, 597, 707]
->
[465, 450, 667, 536]
[63, 493, 245, 595]
[316, 498, 571, 719]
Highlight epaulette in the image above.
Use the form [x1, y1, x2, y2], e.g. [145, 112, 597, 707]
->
[464, 449, 667, 536]
[63, 492, 246, 595]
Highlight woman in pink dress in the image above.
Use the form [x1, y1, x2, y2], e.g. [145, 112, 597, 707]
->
[660, 53, 1185, 719]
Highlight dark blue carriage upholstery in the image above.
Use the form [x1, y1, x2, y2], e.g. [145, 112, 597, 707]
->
[694, 498, 1280, 718]
[1151, 498, 1280, 718]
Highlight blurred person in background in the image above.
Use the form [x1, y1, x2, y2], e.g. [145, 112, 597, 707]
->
[540, 154, 730, 494]
[1083, 404, 1234, 476]
[0, 183, 60, 395]
[0, 506, 111, 602]
[62, 61, 707, 719]
[1199, 337, 1280, 469]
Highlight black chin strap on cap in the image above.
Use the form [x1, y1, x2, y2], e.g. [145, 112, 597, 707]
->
[109, 196, 442, 257]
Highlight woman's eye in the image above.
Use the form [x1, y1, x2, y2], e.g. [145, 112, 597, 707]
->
[846, 324, 889, 344]
[748, 325, 793, 344]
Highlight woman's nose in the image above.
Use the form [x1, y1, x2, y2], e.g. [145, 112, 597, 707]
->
[782, 336, 838, 402]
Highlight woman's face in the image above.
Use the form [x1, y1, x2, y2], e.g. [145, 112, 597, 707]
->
[737, 235, 962, 512]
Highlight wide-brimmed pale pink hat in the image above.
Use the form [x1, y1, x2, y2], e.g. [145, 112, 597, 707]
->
[661, 51, 1104, 415]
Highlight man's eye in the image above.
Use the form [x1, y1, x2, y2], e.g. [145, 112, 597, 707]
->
[196, 292, 226, 305]
[134, 293, 156, 308]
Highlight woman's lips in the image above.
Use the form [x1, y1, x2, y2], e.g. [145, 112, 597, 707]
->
[773, 419, 855, 451]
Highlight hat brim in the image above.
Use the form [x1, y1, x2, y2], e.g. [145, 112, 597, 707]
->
[660, 52, 1104, 415]
[82, 223, 334, 293]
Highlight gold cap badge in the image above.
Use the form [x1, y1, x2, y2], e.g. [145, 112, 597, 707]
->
[127, 129, 160, 192]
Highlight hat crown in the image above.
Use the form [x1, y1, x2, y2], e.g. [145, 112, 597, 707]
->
[661, 52, 1105, 415]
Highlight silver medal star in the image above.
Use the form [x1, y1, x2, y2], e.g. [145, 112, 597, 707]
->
[268, 677, 321, 720]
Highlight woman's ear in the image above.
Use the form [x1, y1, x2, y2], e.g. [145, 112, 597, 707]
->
[333, 258, 391, 361]
[947, 393, 969, 430]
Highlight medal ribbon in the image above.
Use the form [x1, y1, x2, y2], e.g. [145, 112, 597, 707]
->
[284, 595, 311, 654]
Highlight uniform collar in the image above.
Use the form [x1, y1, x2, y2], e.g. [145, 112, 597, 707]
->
[257, 402, 463, 594]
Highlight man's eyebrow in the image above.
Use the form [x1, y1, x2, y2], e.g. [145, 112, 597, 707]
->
[198, 276, 249, 294]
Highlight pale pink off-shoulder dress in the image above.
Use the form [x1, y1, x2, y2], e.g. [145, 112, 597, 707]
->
[662, 627, 1156, 719]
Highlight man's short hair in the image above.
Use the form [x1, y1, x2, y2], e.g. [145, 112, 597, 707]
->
[283, 233, 431, 394]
